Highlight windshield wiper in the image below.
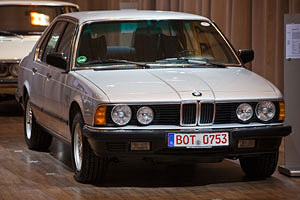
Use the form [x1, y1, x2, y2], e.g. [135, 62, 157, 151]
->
[166, 57, 228, 68]
[84, 59, 150, 69]
[157, 57, 228, 68]
[183, 58, 228, 68]
[0, 31, 23, 39]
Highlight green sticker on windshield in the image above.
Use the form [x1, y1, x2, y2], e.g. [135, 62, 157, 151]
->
[77, 56, 87, 63]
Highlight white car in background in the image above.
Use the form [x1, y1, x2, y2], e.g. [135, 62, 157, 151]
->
[0, 1, 79, 95]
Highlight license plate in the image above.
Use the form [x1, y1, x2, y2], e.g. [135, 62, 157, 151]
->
[168, 132, 229, 148]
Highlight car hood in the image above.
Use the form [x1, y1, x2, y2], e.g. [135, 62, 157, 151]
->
[0, 36, 39, 60]
[76, 67, 280, 103]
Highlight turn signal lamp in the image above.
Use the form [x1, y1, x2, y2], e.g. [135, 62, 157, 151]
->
[94, 106, 107, 126]
[279, 101, 285, 121]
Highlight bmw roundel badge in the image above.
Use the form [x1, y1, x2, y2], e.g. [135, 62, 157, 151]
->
[192, 91, 202, 97]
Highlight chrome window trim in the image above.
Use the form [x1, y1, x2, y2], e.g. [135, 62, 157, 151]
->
[71, 21, 84, 71]
[210, 22, 242, 66]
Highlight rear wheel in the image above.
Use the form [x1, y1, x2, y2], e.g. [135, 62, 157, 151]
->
[24, 96, 52, 150]
[71, 111, 107, 183]
[239, 151, 279, 179]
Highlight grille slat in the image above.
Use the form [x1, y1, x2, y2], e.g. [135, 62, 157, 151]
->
[181, 103, 197, 125]
[200, 103, 214, 124]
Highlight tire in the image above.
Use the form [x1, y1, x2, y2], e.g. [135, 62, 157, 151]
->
[71, 111, 107, 183]
[239, 151, 279, 179]
[24, 96, 53, 150]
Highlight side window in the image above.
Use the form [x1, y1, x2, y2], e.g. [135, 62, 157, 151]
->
[38, 26, 53, 60]
[41, 21, 67, 62]
[56, 23, 76, 62]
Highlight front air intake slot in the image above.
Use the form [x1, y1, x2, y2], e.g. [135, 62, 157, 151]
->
[181, 103, 197, 125]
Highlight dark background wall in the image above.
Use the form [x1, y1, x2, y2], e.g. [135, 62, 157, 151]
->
[65, 0, 300, 93]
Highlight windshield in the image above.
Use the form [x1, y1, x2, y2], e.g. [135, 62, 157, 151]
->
[0, 5, 78, 35]
[76, 20, 240, 67]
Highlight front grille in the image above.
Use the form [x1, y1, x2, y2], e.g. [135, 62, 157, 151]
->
[214, 103, 237, 124]
[102, 101, 281, 127]
[181, 103, 197, 125]
[105, 104, 180, 126]
[151, 105, 180, 125]
[214, 102, 281, 124]
[199, 103, 214, 124]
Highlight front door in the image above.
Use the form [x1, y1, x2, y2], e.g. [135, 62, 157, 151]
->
[37, 20, 76, 140]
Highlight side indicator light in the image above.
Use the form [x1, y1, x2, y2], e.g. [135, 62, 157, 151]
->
[279, 102, 285, 121]
[94, 106, 107, 126]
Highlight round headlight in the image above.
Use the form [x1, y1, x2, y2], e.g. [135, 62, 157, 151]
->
[236, 103, 253, 122]
[111, 105, 132, 126]
[0, 64, 9, 76]
[9, 64, 19, 77]
[137, 106, 154, 125]
[255, 101, 276, 122]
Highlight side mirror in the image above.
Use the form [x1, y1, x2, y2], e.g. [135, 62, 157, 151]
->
[238, 49, 254, 64]
[46, 52, 67, 70]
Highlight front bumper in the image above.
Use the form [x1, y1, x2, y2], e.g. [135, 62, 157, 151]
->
[83, 125, 291, 162]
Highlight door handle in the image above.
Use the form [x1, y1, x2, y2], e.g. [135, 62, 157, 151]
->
[32, 68, 37, 73]
[46, 73, 52, 79]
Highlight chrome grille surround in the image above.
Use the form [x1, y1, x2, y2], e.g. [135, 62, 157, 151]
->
[180, 101, 215, 126]
[180, 101, 198, 126]
[198, 102, 215, 125]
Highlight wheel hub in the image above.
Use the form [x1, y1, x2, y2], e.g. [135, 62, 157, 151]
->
[25, 101, 32, 139]
[74, 123, 83, 171]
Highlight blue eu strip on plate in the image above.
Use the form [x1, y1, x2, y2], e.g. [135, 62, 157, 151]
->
[168, 133, 174, 147]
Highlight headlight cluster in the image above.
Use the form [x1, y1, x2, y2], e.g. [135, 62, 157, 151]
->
[9, 64, 19, 77]
[111, 105, 132, 126]
[94, 105, 155, 126]
[236, 101, 277, 123]
[0, 63, 19, 77]
[136, 106, 154, 125]
[236, 103, 253, 122]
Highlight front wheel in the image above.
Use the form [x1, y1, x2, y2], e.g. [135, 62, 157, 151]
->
[24, 96, 52, 150]
[71, 112, 107, 183]
[239, 151, 279, 179]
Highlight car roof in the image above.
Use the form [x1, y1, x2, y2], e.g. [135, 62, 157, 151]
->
[0, 1, 79, 8]
[61, 10, 210, 24]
